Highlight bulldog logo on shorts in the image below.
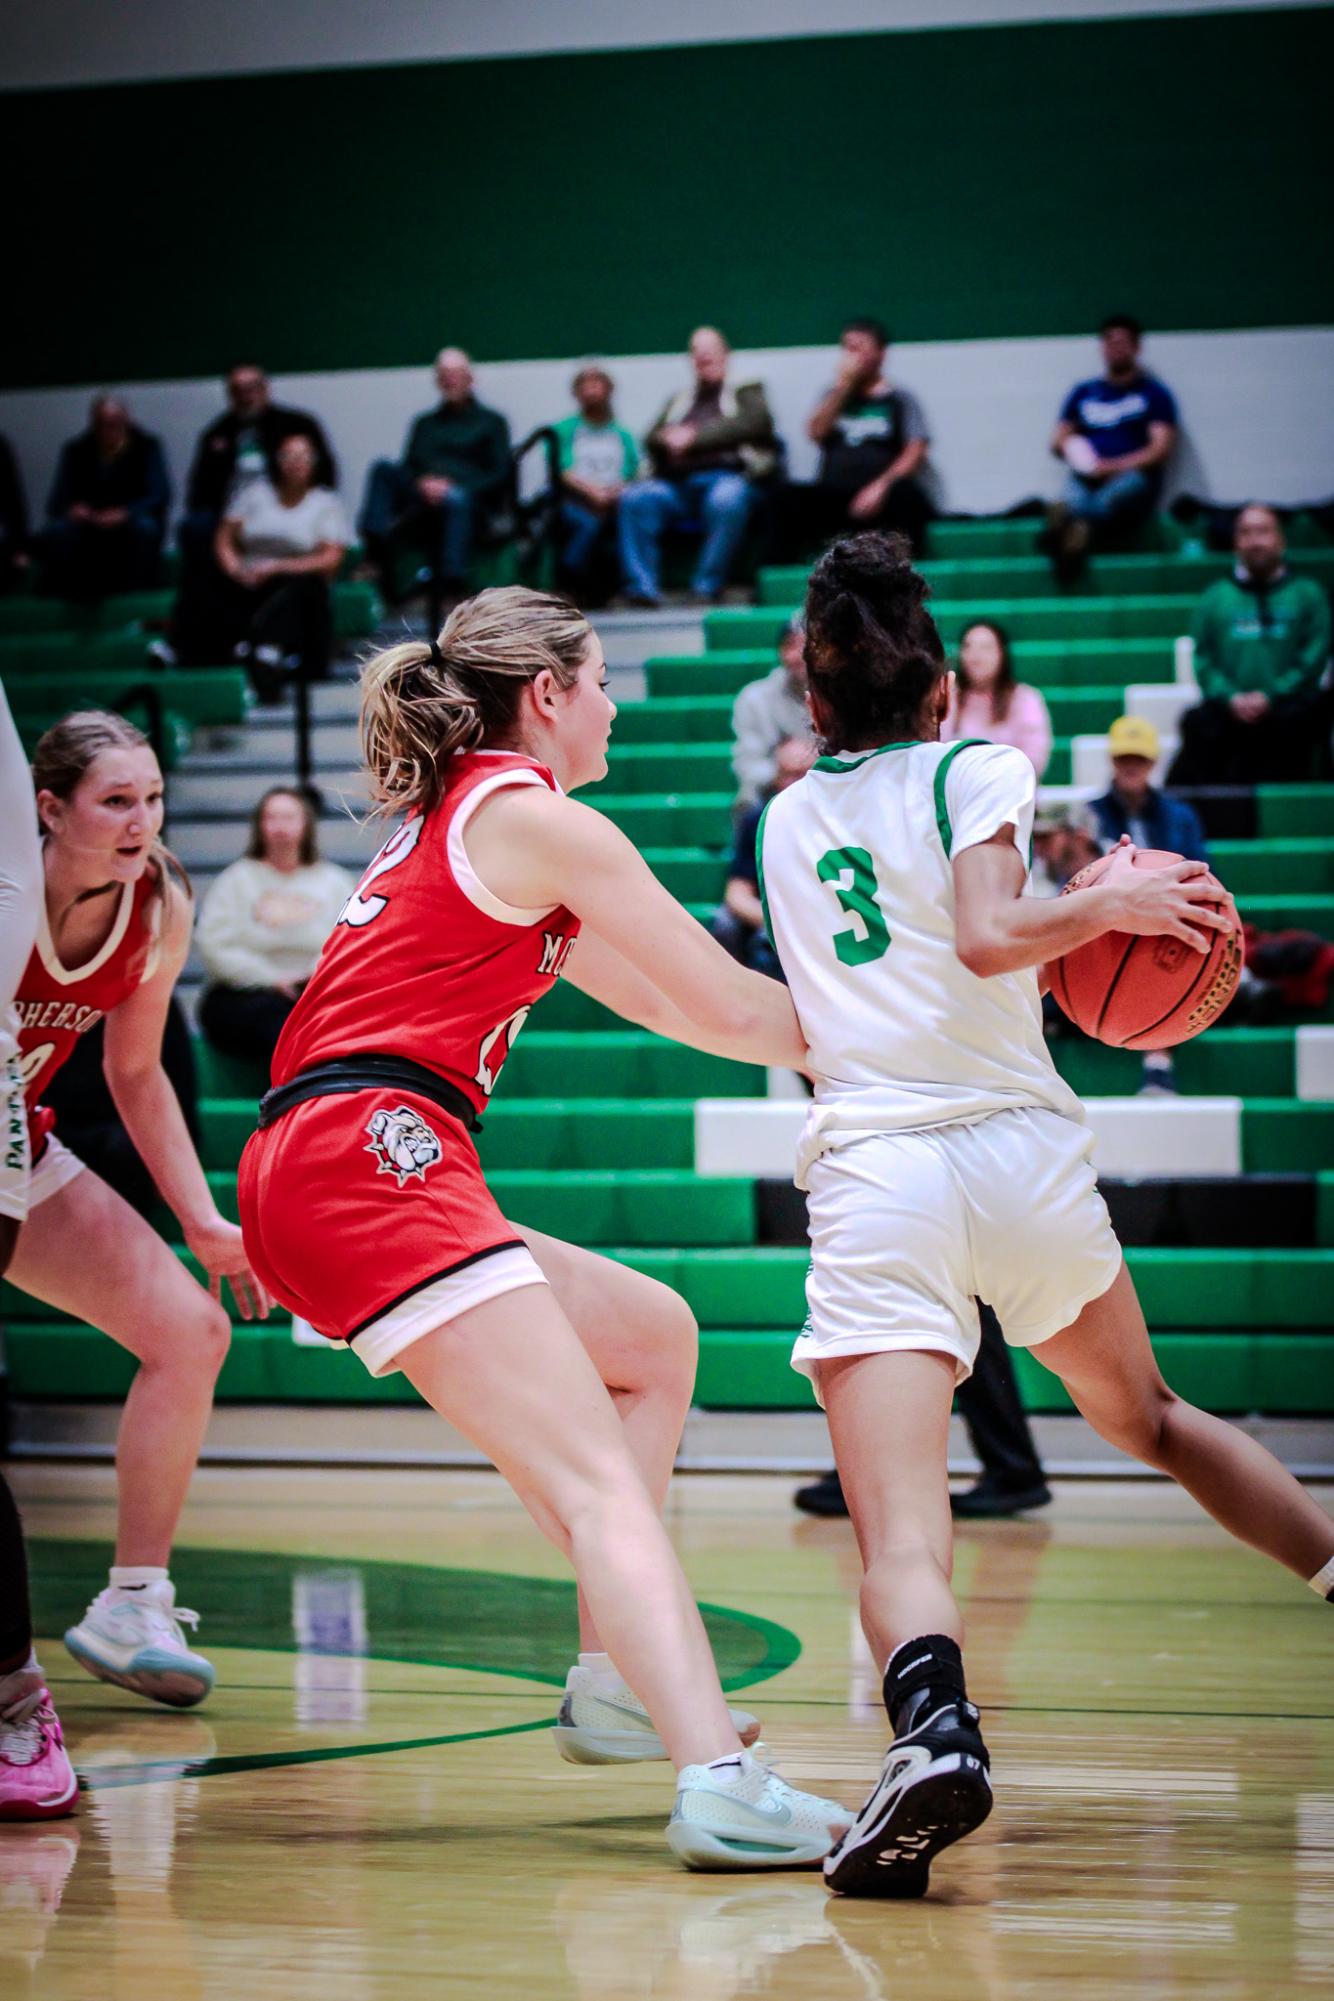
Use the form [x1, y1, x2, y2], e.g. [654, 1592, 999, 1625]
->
[364, 1105, 444, 1188]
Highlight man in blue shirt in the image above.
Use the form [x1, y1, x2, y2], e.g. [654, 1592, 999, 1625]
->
[1043, 315, 1178, 579]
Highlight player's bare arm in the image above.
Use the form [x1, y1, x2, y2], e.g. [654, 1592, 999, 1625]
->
[952, 828, 1236, 980]
[102, 878, 269, 1317]
[464, 782, 808, 1068]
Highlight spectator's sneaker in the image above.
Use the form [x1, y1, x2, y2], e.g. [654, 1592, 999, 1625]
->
[794, 1468, 849, 1518]
[668, 1752, 853, 1871]
[951, 1475, 1051, 1519]
[0, 1674, 78, 1821]
[1138, 1056, 1178, 1097]
[555, 1664, 759, 1764]
[145, 636, 177, 669]
[824, 1699, 992, 1898]
[65, 1582, 215, 1709]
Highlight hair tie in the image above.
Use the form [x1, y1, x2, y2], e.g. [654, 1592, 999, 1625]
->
[426, 636, 446, 669]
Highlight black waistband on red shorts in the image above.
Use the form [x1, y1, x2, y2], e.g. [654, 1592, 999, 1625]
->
[256, 1055, 480, 1134]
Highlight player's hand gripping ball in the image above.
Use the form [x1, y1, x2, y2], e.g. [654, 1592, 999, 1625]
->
[1049, 846, 1242, 1050]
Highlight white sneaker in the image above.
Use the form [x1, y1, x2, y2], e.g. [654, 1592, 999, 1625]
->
[667, 1752, 853, 1871]
[64, 1582, 215, 1709]
[554, 1664, 760, 1764]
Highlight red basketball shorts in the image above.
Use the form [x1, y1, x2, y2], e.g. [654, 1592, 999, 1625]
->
[237, 1088, 546, 1375]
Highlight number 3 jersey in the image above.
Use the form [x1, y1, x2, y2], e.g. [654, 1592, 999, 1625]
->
[270, 750, 581, 1115]
[756, 737, 1080, 1166]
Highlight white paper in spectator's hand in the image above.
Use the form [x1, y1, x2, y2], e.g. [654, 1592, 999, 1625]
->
[1063, 435, 1101, 474]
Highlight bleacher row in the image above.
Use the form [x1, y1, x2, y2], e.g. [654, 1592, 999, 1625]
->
[3, 516, 1333, 1423]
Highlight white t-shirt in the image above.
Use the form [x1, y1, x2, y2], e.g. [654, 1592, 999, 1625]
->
[757, 737, 1082, 1174]
[229, 481, 351, 559]
[197, 857, 355, 989]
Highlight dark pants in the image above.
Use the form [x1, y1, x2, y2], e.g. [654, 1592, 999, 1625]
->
[774, 476, 932, 561]
[199, 983, 298, 1072]
[708, 905, 785, 983]
[558, 499, 620, 604]
[175, 562, 332, 691]
[39, 517, 162, 601]
[0, 1473, 32, 1668]
[1168, 692, 1332, 786]
[957, 1304, 1046, 1490]
[360, 459, 476, 594]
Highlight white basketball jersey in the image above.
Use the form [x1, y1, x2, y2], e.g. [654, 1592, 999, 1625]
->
[757, 737, 1082, 1170]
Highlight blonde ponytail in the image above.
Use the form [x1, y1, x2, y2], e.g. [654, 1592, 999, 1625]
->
[359, 586, 591, 819]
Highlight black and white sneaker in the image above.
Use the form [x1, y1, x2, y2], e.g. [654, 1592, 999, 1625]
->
[823, 1700, 992, 1899]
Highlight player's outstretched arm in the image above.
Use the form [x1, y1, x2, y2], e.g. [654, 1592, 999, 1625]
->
[953, 830, 1235, 980]
[465, 784, 807, 1068]
[102, 879, 270, 1318]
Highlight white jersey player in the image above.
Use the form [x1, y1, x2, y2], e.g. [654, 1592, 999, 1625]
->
[760, 532, 1334, 1900]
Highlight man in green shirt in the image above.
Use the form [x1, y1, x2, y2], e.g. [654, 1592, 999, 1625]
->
[551, 366, 638, 604]
[1170, 504, 1332, 784]
[359, 348, 511, 602]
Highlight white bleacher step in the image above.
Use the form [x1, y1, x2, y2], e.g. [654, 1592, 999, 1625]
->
[190, 718, 364, 767]
[1073, 733, 1180, 791]
[1296, 1026, 1334, 1102]
[169, 768, 371, 813]
[168, 814, 383, 869]
[1124, 683, 1193, 738]
[694, 1096, 1242, 1180]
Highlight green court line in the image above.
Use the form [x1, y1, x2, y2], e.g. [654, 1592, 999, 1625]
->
[78, 1716, 554, 1791]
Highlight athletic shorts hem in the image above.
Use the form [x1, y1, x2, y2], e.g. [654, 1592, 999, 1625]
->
[1008, 1251, 1124, 1352]
[15, 1135, 87, 1215]
[349, 1243, 548, 1378]
[791, 1330, 970, 1408]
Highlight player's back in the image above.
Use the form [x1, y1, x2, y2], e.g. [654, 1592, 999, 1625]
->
[758, 737, 1080, 1136]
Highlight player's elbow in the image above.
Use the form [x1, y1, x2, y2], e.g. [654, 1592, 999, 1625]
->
[955, 926, 1004, 980]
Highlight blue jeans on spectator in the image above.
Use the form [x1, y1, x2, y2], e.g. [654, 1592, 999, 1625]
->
[1062, 466, 1155, 529]
[360, 459, 475, 587]
[619, 471, 753, 601]
[561, 499, 611, 577]
[39, 516, 162, 602]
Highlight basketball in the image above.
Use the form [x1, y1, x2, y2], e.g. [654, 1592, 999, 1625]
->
[1049, 848, 1243, 1050]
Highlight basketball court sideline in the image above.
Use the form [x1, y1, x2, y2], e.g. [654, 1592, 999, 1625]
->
[4, 1463, 1331, 2001]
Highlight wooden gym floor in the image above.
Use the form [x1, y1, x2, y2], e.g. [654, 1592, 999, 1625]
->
[4, 1464, 1332, 2001]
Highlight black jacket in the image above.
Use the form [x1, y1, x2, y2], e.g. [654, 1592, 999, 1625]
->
[186, 404, 338, 515]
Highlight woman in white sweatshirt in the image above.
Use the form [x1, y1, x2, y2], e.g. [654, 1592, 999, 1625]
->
[197, 788, 353, 1072]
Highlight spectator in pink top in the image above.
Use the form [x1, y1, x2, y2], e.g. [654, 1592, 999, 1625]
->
[942, 619, 1052, 778]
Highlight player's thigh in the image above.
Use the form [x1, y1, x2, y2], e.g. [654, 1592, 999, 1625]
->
[1029, 1262, 1173, 1452]
[6, 1169, 226, 1366]
[397, 1281, 652, 1526]
[515, 1223, 697, 1396]
[820, 1347, 957, 1573]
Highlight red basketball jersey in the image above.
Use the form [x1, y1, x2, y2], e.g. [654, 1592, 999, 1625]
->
[15, 872, 162, 1140]
[272, 751, 581, 1114]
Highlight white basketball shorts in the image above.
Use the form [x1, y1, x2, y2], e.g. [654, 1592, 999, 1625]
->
[791, 1104, 1122, 1397]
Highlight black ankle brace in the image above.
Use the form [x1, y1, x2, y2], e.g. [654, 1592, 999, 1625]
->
[883, 1634, 968, 1736]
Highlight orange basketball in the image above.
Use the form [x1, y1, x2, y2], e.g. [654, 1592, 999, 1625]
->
[1048, 848, 1243, 1051]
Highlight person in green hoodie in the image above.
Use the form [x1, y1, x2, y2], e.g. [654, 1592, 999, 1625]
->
[1170, 504, 1332, 784]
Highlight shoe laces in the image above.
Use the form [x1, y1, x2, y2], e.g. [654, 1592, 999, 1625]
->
[0, 1695, 51, 1767]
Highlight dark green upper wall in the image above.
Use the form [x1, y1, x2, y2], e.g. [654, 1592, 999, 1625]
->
[6, 7, 1330, 389]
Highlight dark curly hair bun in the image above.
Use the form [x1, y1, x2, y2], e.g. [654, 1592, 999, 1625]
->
[804, 532, 945, 752]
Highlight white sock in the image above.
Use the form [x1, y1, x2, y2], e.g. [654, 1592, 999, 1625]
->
[703, 1749, 755, 1783]
[577, 1651, 615, 1677]
[1308, 1553, 1334, 1599]
[0, 1650, 42, 1712]
[109, 1565, 169, 1593]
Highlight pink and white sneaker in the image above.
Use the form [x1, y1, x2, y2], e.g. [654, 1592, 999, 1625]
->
[0, 1674, 79, 1821]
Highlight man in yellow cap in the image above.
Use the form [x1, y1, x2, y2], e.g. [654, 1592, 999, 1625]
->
[1088, 714, 1209, 861]
[1087, 716, 1211, 1095]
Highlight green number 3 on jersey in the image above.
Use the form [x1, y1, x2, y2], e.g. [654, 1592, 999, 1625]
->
[816, 845, 891, 965]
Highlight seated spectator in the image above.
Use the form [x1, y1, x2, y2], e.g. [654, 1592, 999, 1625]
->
[42, 997, 199, 1219]
[174, 436, 351, 701]
[1030, 809, 1101, 899]
[707, 736, 814, 974]
[198, 787, 354, 1072]
[1088, 714, 1210, 1095]
[552, 366, 639, 605]
[1168, 504, 1332, 785]
[732, 615, 811, 808]
[0, 433, 30, 591]
[619, 327, 777, 607]
[941, 620, 1052, 777]
[178, 361, 337, 578]
[359, 348, 511, 606]
[38, 396, 168, 601]
[776, 318, 931, 560]
[1043, 314, 1177, 579]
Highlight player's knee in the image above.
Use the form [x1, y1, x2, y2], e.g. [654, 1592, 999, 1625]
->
[1086, 1381, 1176, 1467]
[651, 1287, 698, 1392]
[185, 1296, 232, 1377]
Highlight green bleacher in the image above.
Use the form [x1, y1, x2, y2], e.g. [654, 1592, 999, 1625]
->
[6, 519, 1333, 1424]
